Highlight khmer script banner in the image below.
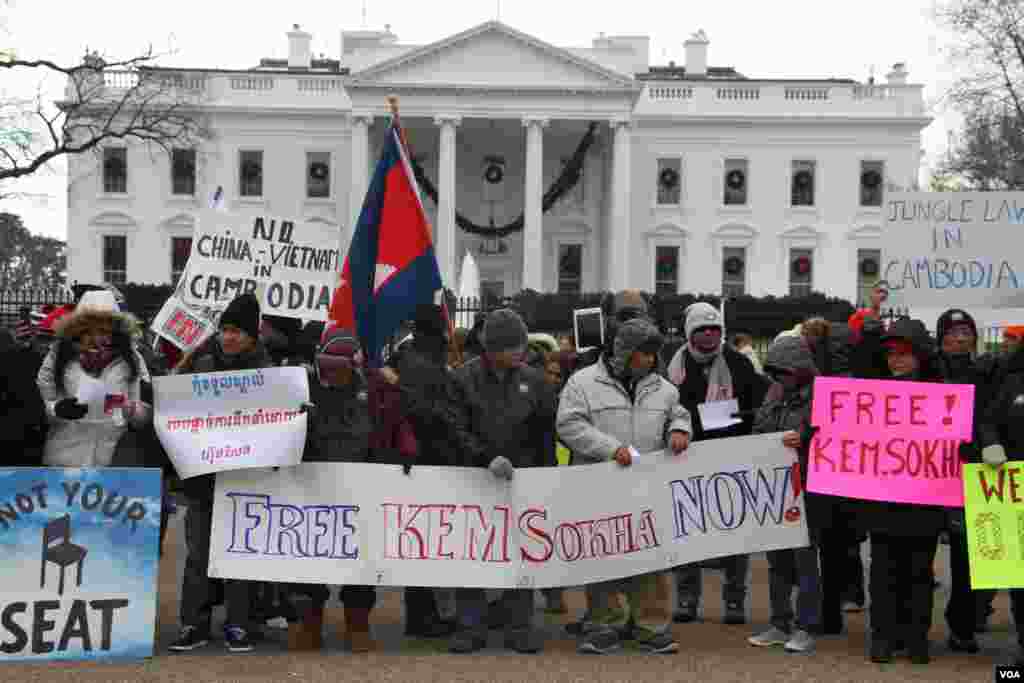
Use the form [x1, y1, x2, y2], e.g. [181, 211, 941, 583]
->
[883, 191, 1024, 309]
[208, 433, 810, 589]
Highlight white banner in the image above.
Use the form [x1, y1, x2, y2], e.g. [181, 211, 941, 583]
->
[208, 433, 809, 589]
[180, 210, 341, 322]
[153, 367, 310, 479]
[883, 191, 1024, 309]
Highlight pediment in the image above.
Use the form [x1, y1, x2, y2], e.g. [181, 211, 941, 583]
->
[347, 21, 637, 92]
[644, 222, 689, 239]
[846, 224, 881, 240]
[89, 211, 137, 229]
[779, 225, 821, 240]
[712, 223, 758, 240]
[159, 213, 196, 231]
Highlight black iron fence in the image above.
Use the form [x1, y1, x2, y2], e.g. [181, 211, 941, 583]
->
[0, 289, 75, 331]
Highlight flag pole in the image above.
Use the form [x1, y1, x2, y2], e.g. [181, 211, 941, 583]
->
[385, 94, 463, 367]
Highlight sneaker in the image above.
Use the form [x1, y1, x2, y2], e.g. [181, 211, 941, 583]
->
[947, 634, 980, 654]
[748, 626, 790, 648]
[169, 626, 209, 652]
[504, 629, 543, 654]
[637, 632, 679, 654]
[265, 616, 289, 630]
[784, 630, 816, 654]
[724, 602, 746, 625]
[564, 620, 585, 636]
[448, 631, 487, 654]
[841, 601, 863, 613]
[672, 603, 697, 624]
[577, 628, 622, 655]
[224, 625, 254, 653]
[870, 639, 892, 663]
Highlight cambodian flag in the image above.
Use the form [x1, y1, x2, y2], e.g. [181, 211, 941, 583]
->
[329, 122, 444, 362]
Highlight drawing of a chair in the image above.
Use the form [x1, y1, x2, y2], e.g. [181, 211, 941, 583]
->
[41, 514, 87, 596]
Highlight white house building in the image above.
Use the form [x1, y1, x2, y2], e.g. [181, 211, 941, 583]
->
[65, 21, 929, 307]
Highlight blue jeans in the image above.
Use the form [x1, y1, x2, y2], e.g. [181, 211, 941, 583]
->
[768, 546, 820, 633]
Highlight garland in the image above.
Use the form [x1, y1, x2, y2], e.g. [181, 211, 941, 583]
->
[410, 121, 599, 238]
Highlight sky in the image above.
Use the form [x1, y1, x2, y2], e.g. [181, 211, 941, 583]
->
[0, 0, 963, 241]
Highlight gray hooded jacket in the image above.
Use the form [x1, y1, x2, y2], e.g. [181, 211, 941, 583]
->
[557, 319, 691, 463]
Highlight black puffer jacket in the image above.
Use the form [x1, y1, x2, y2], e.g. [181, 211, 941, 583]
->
[303, 372, 372, 463]
[177, 340, 273, 500]
[397, 336, 477, 466]
[979, 347, 1024, 456]
[453, 356, 555, 469]
[0, 335, 48, 466]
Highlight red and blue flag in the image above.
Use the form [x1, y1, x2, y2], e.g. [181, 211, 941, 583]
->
[329, 122, 445, 362]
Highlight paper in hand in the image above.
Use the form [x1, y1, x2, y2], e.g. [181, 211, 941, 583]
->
[75, 374, 109, 418]
[698, 399, 742, 432]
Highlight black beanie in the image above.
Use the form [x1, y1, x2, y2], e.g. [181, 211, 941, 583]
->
[220, 293, 261, 340]
[483, 308, 528, 353]
[936, 309, 977, 344]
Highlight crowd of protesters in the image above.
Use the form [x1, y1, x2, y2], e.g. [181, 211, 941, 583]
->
[0, 280, 1021, 667]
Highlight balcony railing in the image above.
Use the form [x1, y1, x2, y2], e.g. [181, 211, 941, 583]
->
[637, 80, 925, 118]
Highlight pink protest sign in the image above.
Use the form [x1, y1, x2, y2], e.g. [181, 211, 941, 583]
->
[807, 377, 975, 507]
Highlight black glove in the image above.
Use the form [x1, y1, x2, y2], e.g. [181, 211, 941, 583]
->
[55, 398, 88, 420]
[299, 403, 317, 420]
[402, 462, 412, 475]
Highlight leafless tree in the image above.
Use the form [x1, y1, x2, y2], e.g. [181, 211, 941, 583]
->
[936, 0, 1024, 188]
[0, 47, 209, 183]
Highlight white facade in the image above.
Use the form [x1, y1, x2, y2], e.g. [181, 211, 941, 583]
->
[65, 21, 929, 306]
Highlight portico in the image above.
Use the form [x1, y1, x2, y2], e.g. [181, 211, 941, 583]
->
[343, 21, 641, 296]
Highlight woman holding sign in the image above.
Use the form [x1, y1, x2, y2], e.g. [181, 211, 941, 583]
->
[36, 289, 152, 468]
[857, 318, 946, 665]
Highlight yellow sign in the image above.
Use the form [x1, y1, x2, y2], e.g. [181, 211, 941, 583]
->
[963, 462, 1024, 589]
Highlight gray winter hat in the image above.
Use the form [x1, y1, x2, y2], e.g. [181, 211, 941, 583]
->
[764, 334, 817, 376]
[610, 318, 663, 376]
[685, 302, 723, 341]
[483, 308, 528, 353]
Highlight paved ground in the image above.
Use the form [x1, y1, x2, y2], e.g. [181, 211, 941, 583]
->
[4, 508, 1019, 682]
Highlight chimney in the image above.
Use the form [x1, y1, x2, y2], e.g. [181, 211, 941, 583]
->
[684, 30, 709, 77]
[886, 62, 908, 85]
[288, 24, 312, 69]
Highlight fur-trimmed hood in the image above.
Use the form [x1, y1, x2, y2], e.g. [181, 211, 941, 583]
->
[55, 307, 140, 342]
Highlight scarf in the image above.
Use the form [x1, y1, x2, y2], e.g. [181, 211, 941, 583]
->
[79, 345, 115, 375]
[667, 343, 734, 402]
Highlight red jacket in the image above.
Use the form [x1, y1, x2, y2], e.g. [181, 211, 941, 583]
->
[366, 369, 418, 464]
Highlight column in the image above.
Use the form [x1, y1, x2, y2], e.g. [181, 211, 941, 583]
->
[434, 115, 461, 289]
[348, 113, 374, 245]
[522, 116, 548, 292]
[607, 117, 632, 291]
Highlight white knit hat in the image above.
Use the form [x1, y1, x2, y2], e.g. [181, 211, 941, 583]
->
[684, 302, 722, 341]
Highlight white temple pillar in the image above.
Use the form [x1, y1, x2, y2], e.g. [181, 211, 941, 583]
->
[348, 113, 374, 246]
[434, 115, 461, 290]
[607, 117, 632, 291]
[522, 116, 548, 292]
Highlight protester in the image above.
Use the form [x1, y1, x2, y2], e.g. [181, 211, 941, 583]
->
[0, 328, 47, 466]
[448, 309, 556, 654]
[977, 323, 1024, 668]
[169, 292, 271, 653]
[538, 349, 572, 613]
[396, 303, 469, 639]
[731, 331, 763, 375]
[1003, 325, 1024, 356]
[847, 282, 890, 379]
[261, 315, 305, 366]
[859, 318, 946, 664]
[287, 325, 377, 653]
[558, 332, 575, 353]
[933, 308, 1001, 654]
[574, 290, 651, 372]
[746, 335, 823, 654]
[36, 289, 152, 468]
[557, 317, 691, 654]
[668, 302, 767, 625]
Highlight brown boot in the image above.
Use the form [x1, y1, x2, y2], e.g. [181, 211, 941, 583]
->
[288, 606, 324, 651]
[344, 607, 375, 653]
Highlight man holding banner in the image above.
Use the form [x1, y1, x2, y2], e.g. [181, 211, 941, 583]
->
[558, 318, 692, 655]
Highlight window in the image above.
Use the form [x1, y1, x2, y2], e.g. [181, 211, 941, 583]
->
[654, 245, 680, 294]
[860, 160, 884, 207]
[306, 151, 331, 199]
[721, 246, 746, 297]
[103, 148, 127, 194]
[102, 235, 127, 284]
[723, 159, 748, 206]
[789, 248, 813, 297]
[239, 150, 263, 197]
[857, 248, 882, 307]
[171, 149, 196, 196]
[791, 160, 815, 206]
[557, 244, 582, 294]
[171, 236, 192, 286]
[656, 158, 682, 205]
